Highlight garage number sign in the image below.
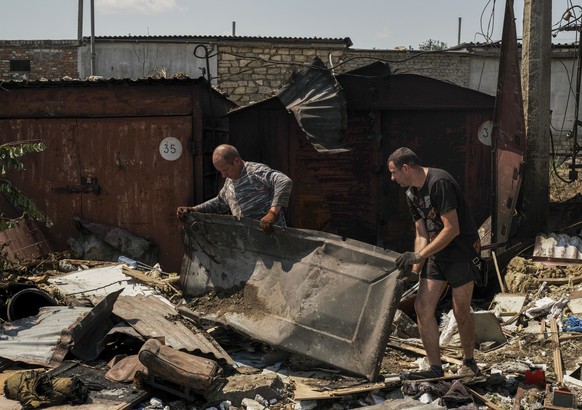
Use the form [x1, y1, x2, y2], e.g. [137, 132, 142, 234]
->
[159, 137, 183, 161]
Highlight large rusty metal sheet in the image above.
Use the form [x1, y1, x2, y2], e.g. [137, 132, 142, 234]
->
[491, 0, 526, 245]
[179, 213, 403, 381]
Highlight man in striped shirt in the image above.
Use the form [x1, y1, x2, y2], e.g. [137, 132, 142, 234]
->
[177, 144, 292, 233]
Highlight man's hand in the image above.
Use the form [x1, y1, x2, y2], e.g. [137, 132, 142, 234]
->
[177, 206, 196, 221]
[260, 210, 277, 234]
[395, 251, 422, 270]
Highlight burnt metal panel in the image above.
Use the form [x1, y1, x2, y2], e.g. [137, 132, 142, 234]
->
[179, 213, 403, 381]
[491, 0, 526, 246]
[275, 57, 348, 153]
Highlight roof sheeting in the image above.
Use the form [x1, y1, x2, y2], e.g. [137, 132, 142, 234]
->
[113, 295, 234, 365]
[0, 290, 120, 367]
[275, 57, 348, 153]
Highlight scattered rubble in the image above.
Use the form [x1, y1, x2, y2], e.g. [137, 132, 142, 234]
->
[1, 216, 582, 409]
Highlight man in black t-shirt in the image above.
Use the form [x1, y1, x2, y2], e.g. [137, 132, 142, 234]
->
[387, 146, 482, 381]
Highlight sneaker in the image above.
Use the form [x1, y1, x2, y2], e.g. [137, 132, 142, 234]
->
[400, 367, 444, 381]
[457, 363, 482, 378]
[457, 363, 486, 383]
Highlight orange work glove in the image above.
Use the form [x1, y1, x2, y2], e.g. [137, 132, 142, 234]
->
[176, 206, 196, 221]
[260, 210, 277, 234]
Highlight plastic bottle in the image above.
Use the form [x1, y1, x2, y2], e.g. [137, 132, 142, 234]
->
[117, 255, 138, 269]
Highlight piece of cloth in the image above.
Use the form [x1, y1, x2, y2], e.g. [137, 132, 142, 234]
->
[457, 363, 482, 378]
[195, 161, 292, 227]
[105, 354, 147, 383]
[405, 168, 479, 262]
[439, 380, 477, 408]
[563, 315, 582, 332]
[4, 370, 88, 409]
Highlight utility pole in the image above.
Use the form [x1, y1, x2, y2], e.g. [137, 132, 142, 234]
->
[519, 0, 552, 237]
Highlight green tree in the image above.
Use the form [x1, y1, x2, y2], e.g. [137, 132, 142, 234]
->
[418, 39, 448, 51]
[0, 140, 53, 231]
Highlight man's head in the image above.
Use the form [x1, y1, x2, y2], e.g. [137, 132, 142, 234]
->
[387, 147, 422, 188]
[212, 144, 244, 179]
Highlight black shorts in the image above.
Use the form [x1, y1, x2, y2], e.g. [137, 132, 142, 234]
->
[421, 257, 475, 288]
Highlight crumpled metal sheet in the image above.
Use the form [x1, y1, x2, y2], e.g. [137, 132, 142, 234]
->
[113, 295, 233, 365]
[0, 290, 120, 367]
[179, 213, 403, 381]
[275, 57, 348, 153]
[0, 215, 52, 266]
[491, 0, 526, 246]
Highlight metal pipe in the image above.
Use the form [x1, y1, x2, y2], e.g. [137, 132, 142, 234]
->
[7, 288, 57, 322]
[78, 0, 83, 44]
[90, 0, 96, 76]
[570, 34, 582, 181]
[458, 17, 462, 45]
[232, 21, 236, 36]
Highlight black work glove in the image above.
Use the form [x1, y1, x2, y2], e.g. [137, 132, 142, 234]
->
[395, 251, 422, 270]
[176, 206, 196, 222]
[260, 210, 277, 234]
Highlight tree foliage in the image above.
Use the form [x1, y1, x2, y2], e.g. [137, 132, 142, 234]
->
[0, 140, 53, 231]
[418, 39, 448, 51]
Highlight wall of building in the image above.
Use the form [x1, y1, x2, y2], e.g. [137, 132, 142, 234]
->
[0, 40, 78, 81]
[77, 41, 218, 83]
[0, 38, 577, 154]
[216, 40, 347, 105]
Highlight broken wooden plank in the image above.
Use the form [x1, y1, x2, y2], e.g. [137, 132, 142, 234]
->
[386, 340, 463, 365]
[550, 317, 564, 384]
[468, 387, 505, 410]
[292, 375, 401, 400]
[121, 267, 181, 296]
[535, 277, 582, 285]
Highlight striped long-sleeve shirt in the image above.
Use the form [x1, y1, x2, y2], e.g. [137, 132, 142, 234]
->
[195, 162, 292, 227]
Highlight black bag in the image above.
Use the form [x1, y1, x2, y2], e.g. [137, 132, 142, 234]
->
[469, 255, 489, 288]
[452, 236, 488, 288]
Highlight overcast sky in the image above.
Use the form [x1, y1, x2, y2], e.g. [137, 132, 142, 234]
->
[1, 0, 579, 49]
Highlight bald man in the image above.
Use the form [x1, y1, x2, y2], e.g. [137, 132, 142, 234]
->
[177, 144, 293, 233]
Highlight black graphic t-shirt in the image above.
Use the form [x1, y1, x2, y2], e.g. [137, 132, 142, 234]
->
[405, 168, 479, 261]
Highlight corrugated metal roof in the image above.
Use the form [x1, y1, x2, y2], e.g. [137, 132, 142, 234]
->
[0, 290, 120, 367]
[0, 76, 210, 88]
[87, 35, 352, 46]
[0, 306, 90, 367]
[112, 295, 234, 365]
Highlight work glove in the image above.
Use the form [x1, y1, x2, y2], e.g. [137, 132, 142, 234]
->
[176, 206, 196, 222]
[395, 251, 422, 270]
[260, 210, 277, 234]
